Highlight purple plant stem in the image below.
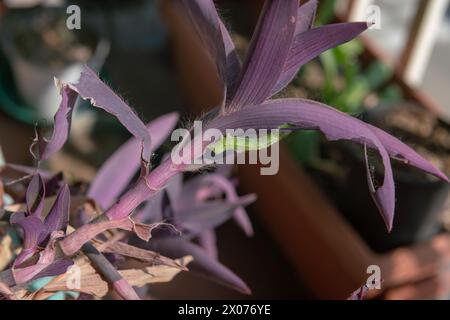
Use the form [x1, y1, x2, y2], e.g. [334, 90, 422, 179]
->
[105, 159, 181, 221]
[59, 159, 182, 255]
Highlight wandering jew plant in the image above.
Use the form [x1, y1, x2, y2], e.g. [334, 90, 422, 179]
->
[0, 0, 448, 300]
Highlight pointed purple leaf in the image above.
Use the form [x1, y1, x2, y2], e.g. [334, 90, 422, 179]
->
[176, 0, 240, 99]
[366, 124, 449, 182]
[176, 194, 256, 235]
[2, 164, 53, 180]
[207, 98, 402, 230]
[35, 83, 78, 161]
[173, 171, 253, 236]
[14, 232, 72, 284]
[198, 230, 218, 259]
[295, 0, 318, 34]
[30, 259, 74, 282]
[12, 216, 45, 266]
[202, 174, 254, 236]
[147, 237, 251, 294]
[272, 22, 368, 95]
[166, 172, 183, 205]
[26, 174, 46, 218]
[228, 0, 298, 110]
[40, 184, 71, 244]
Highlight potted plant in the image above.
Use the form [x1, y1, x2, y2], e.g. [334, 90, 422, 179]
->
[0, 0, 447, 301]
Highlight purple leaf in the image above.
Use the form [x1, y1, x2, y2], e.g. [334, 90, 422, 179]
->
[202, 174, 254, 237]
[26, 174, 46, 218]
[13, 258, 73, 285]
[88, 113, 179, 209]
[220, 21, 242, 98]
[11, 179, 70, 266]
[198, 230, 218, 259]
[366, 124, 449, 182]
[268, 0, 319, 95]
[175, 194, 256, 235]
[39, 184, 71, 245]
[295, 0, 318, 34]
[1, 164, 53, 180]
[165, 172, 183, 205]
[147, 237, 251, 294]
[172, 173, 254, 236]
[176, 0, 240, 99]
[271, 22, 368, 95]
[227, 0, 298, 111]
[12, 216, 45, 267]
[13, 231, 67, 284]
[29, 259, 74, 282]
[34, 82, 78, 161]
[12, 174, 47, 266]
[36, 66, 153, 169]
[44, 172, 64, 197]
[206, 98, 402, 230]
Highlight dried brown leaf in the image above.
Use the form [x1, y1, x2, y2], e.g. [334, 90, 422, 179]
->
[33, 255, 192, 299]
[92, 239, 187, 270]
[119, 256, 193, 288]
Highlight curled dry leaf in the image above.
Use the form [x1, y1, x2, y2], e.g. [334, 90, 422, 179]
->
[119, 255, 193, 288]
[91, 239, 187, 270]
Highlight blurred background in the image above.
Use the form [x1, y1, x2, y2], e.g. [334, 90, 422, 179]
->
[0, 0, 449, 300]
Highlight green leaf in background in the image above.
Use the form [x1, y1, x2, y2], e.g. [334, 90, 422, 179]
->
[380, 85, 403, 103]
[316, 0, 337, 25]
[365, 61, 393, 90]
[288, 130, 321, 166]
